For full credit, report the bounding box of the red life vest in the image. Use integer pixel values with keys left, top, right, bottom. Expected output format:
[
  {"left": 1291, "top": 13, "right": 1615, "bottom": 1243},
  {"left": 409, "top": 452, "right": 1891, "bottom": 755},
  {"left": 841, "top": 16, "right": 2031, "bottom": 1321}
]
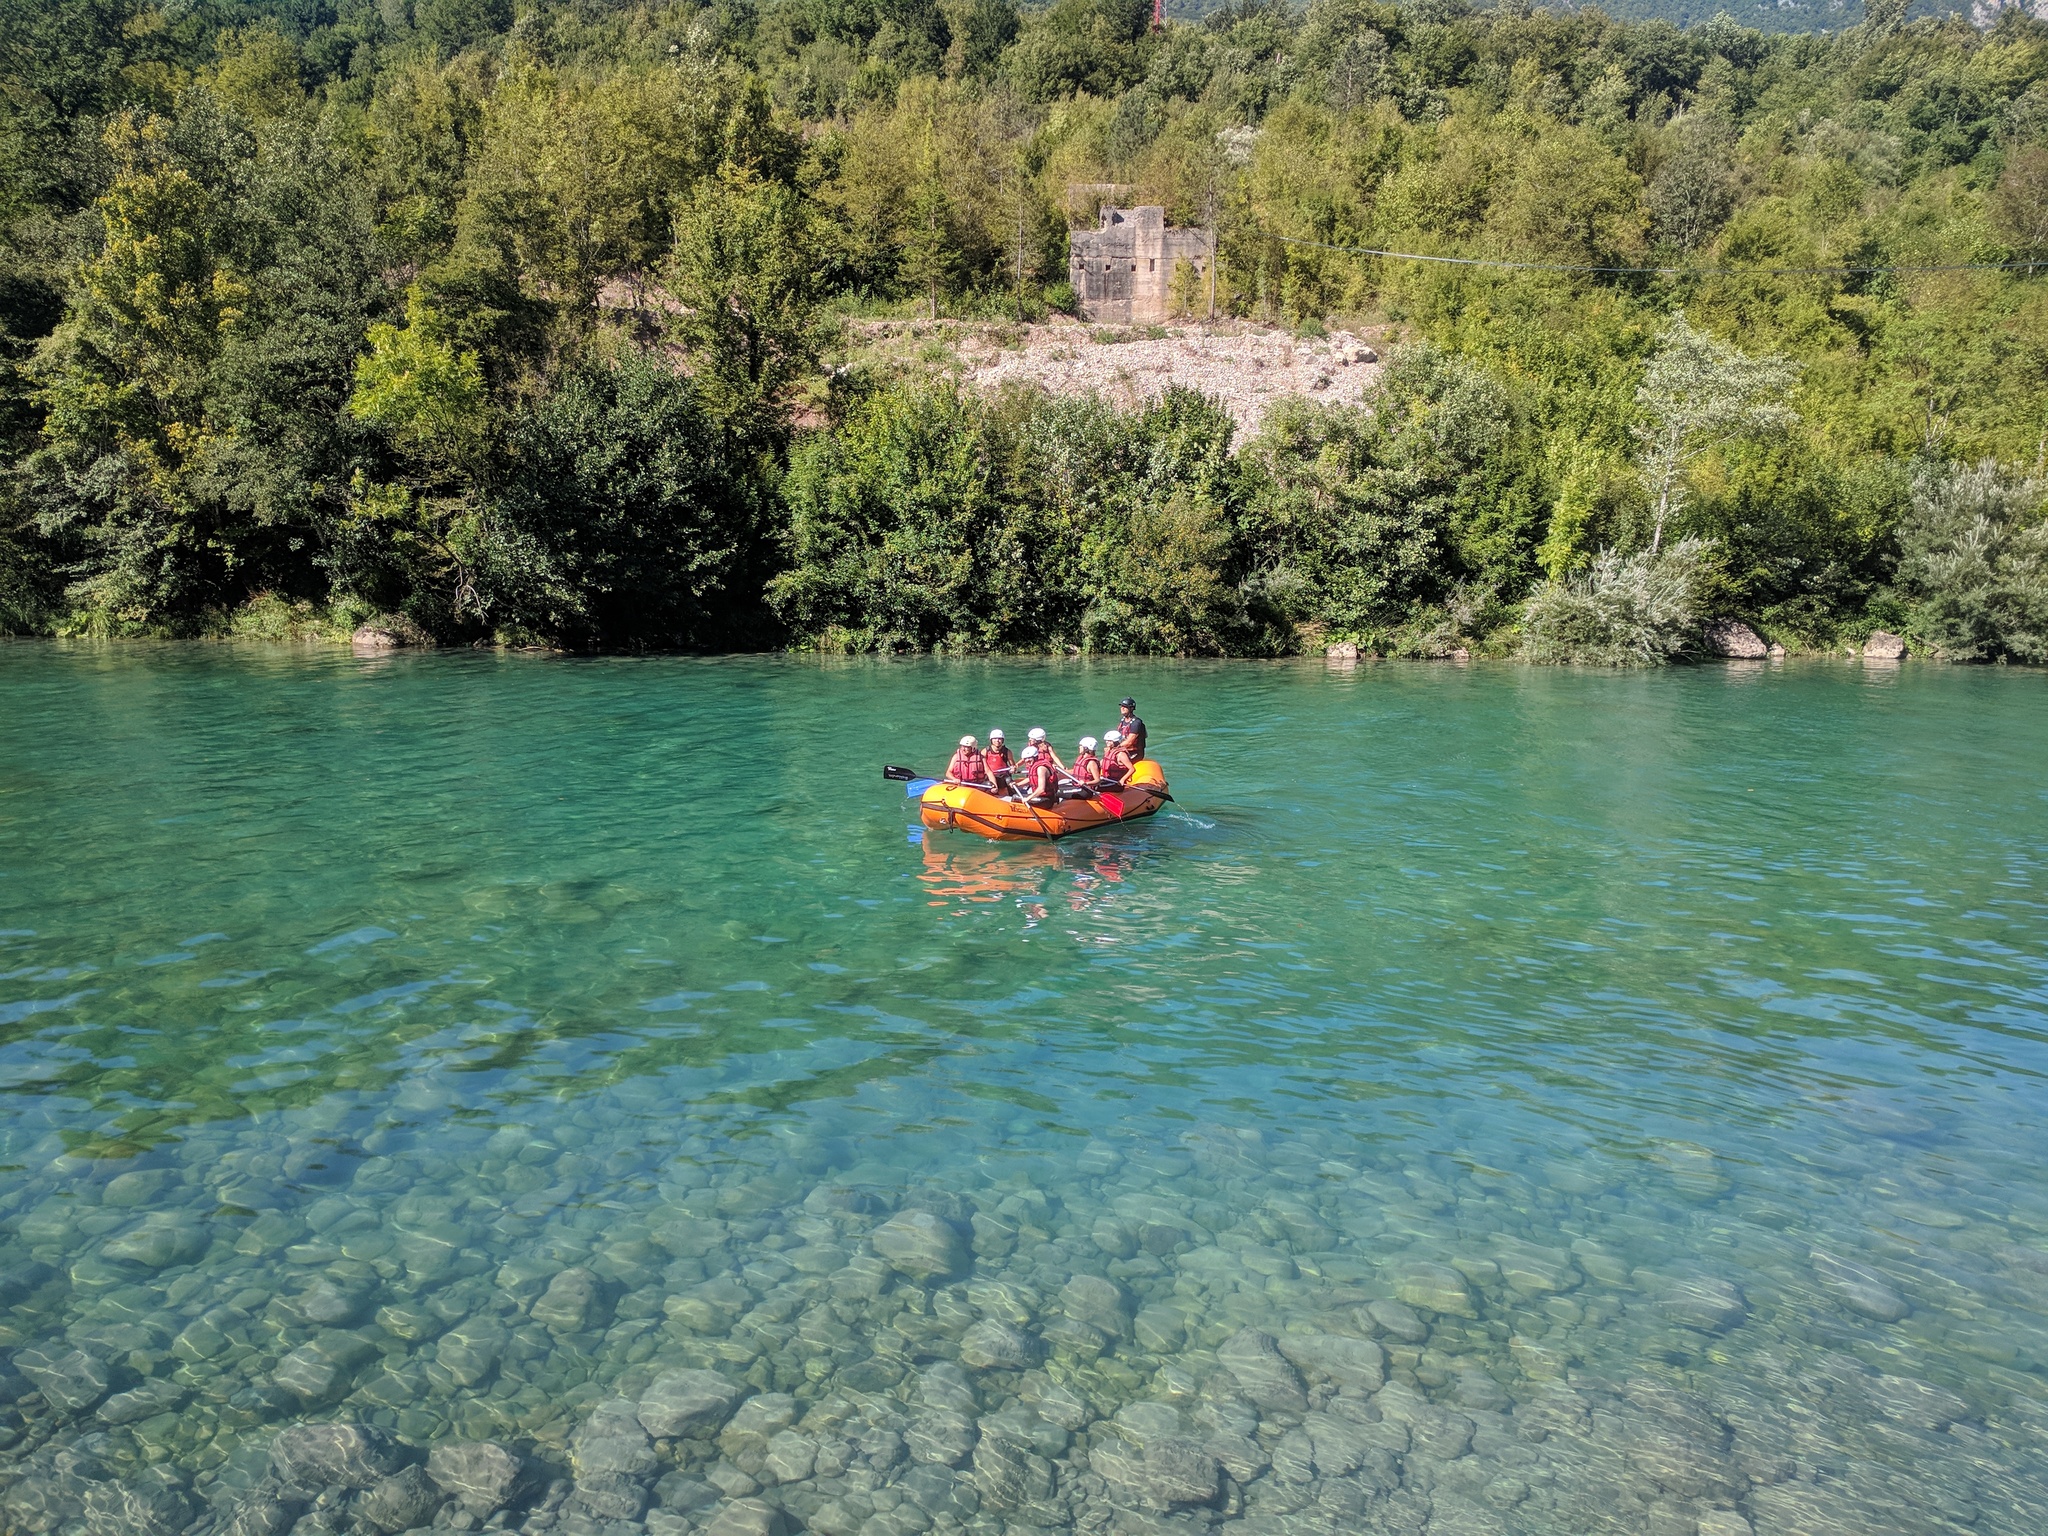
[
  {"left": 947, "top": 747, "right": 985, "bottom": 783},
  {"left": 1074, "top": 751, "right": 1101, "bottom": 782},
  {"left": 1103, "top": 745, "right": 1133, "bottom": 782},
  {"left": 1028, "top": 757, "right": 1057, "bottom": 798},
  {"left": 984, "top": 743, "right": 1013, "bottom": 774}
]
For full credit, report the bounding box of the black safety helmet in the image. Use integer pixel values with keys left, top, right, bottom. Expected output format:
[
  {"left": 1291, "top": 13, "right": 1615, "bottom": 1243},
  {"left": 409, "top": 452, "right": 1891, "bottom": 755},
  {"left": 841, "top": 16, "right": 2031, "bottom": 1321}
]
[{"left": 1120, "top": 697, "right": 1136, "bottom": 710}]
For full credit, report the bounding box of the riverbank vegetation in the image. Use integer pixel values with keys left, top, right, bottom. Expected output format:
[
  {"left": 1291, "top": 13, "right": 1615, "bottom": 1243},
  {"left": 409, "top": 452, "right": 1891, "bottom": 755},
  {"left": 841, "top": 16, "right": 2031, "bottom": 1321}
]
[{"left": 0, "top": 0, "right": 2044, "bottom": 659}]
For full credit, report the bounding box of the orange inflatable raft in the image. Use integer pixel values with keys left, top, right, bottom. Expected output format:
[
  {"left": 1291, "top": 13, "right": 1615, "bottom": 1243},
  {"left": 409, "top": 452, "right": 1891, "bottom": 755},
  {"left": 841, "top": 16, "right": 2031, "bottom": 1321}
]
[{"left": 919, "top": 760, "right": 1170, "bottom": 841}]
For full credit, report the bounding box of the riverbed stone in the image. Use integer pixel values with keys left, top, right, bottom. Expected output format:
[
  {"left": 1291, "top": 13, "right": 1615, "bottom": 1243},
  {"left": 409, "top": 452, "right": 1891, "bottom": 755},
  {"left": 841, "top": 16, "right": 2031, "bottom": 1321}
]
[
  {"left": 270, "top": 1422, "right": 407, "bottom": 1490},
  {"left": 1217, "top": 1328, "right": 1307, "bottom": 1413},
  {"left": 531, "top": 1267, "right": 604, "bottom": 1332},
  {"left": 16, "top": 1347, "right": 113, "bottom": 1413},
  {"left": 1092, "top": 1435, "right": 1221, "bottom": 1511},
  {"left": 96, "top": 1377, "right": 187, "bottom": 1425},
  {"left": 907, "top": 1408, "right": 977, "bottom": 1466},
  {"left": 1364, "top": 1298, "right": 1429, "bottom": 1342},
  {"left": 871, "top": 1211, "right": 966, "bottom": 1279},
  {"left": 80, "top": 1467, "right": 193, "bottom": 1536},
  {"left": 571, "top": 1398, "right": 659, "bottom": 1478},
  {"left": 221, "top": 1490, "right": 303, "bottom": 1536},
  {"left": 1393, "top": 1261, "right": 1476, "bottom": 1318},
  {"left": 100, "top": 1170, "right": 170, "bottom": 1208},
  {"left": 570, "top": 1472, "right": 649, "bottom": 1522},
  {"left": 762, "top": 1430, "right": 817, "bottom": 1483},
  {"left": 957, "top": 1319, "right": 1035, "bottom": 1370},
  {"left": 1133, "top": 1306, "right": 1187, "bottom": 1353},
  {"left": 357, "top": 1466, "right": 446, "bottom": 1533},
  {"left": 426, "top": 1441, "right": 526, "bottom": 1511},
  {"left": 1276, "top": 1331, "right": 1385, "bottom": 1392},
  {"left": 1863, "top": 1374, "right": 1970, "bottom": 1430},
  {"left": 1060, "top": 1274, "right": 1129, "bottom": 1335},
  {"left": 638, "top": 1369, "right": 744, "bottom": 1438},
  {"left": 1811, "top": 1251, "right": 1909, "bottom": 1321},
  {"left": 701, "top": 1498, "right": 784, "bottom": 1536},
  {"left": 101, "top": 1216, "right": 208, "bottom": 1271},
  {"left": 1658, "top": 1276, "right": 1748, "bottom": 1332},
  {"left": 1864, "top": 631, "right": 1907, "bottom": 659}
]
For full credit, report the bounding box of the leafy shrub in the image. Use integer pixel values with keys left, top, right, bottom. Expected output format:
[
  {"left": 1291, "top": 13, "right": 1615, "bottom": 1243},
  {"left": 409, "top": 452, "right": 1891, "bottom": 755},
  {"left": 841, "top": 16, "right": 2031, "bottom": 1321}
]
[
  {"left": 1895, "top": 461, "right": 2048, "bottom": 662},
  {"left": 484, "top": 353, "right": 773, "bottom": 649},
  {"left": 1519, "top": 539, "right": 1711, "bottom": 666},
  {"left": 769, "top": 381, "right": 1008, "bottom": 651}
]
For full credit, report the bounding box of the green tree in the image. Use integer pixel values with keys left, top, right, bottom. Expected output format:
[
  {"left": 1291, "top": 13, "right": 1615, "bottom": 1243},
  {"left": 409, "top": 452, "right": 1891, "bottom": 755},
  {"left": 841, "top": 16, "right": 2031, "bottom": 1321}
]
[
  {"left": 486, "top": 352, "right": 773, "bottom": 648},
  {"left": 1634, "top": 311, "right": 1799, "bottom": 554},
  {"left": 1895, "top": 459, "right": 2048, "bottom": 661},
  {"left": 669, "top": 166, "right": 822, "bottom": 447},
  {"left": 346, "top": 288, "right": 493, "bottom": 623},
  {"left": 769, "top": 381, "right": 1007, "bottom": 650},
  {"left": 26, "top": 111, "right": 248, "bottom": 628}
]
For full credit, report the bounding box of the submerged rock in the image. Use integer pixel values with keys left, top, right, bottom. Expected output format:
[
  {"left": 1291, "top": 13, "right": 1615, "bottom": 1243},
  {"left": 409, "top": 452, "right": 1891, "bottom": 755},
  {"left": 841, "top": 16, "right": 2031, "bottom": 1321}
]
[
  {"left": 1092, "top": 1435, "right": 1222, "bottom": 1510},
  {"left": 1276, "top": 1332, "right": 1385, "bottom": 1392},
  {"left": 356, "top": 1466, "right": 445, "bottom": 1533},
  {"left": 1218, "top": 1328, "right": 1307, "bottom": 1414},
  {"left": 958, "top": 1318, "right": 1037, "bottom": 1370},
  {"left": 638, "top": 1368, "right": 744, "bottom": 1438},
  {"left": 1658, "top": 1276, "right": 1748, "bottom": 1332},
  {"left": 426, "top": 1441, "right": 526, "bottom": 1511},
  {"left": 569, "top": 1472, "right": 648, "bottom": 1521},
  {"left": 1811, "top": 1251, "right": 1909, "bottom": 1321},
  {"left": 530, "top": 1267, "right": 604, "bottom": 1332},
  {"left": 871, "top": 1210, "right": 967, "bottom": 1279},
  {"left": 80, "top": 1468, "right": 192, "bottom": 1536},
  {"left": 270, "top": 1422, "right": 407, "bottom": 1491},
  {"left": 15, "top": 1348, "right": 113, "bottom": 1414},
  {"left": 570, "top": 1398, "right": 658, "bottom": 1478},
  {"left": 1392, "top": 1261, "right": 1477, "bottom": 1318}
]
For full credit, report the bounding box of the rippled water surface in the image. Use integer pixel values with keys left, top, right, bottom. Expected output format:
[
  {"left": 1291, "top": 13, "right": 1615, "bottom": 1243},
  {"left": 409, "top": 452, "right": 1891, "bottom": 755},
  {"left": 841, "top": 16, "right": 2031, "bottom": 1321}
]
[{"left": 4, "top": 645, "right": 2048, "bottom": 1536}]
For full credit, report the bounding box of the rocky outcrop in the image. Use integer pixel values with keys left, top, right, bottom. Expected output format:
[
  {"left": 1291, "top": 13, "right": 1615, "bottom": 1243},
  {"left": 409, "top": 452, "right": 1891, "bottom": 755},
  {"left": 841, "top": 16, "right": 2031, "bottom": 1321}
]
[
  {"left": 350, "top": 614, "right": 432, "bottom": 651},
  {"left": 1704, "top": 619, "right": 1768, "bottom": 658},
  {"left": 1863, "top": 630, "right": 1908, "bottom": 659}
]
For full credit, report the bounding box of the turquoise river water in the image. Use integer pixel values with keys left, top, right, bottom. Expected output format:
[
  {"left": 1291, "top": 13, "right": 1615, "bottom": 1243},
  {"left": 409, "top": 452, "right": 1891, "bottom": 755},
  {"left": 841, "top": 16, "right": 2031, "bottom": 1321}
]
[{"left": 2, "top": 644, "right": 2046, "bottom": 1536}]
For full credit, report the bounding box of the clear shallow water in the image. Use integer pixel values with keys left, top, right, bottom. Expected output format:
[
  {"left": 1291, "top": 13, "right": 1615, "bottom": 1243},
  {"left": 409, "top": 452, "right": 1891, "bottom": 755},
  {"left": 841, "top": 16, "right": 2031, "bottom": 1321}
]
[{"left": 3, "top": 645, "right": 2047, "bottom": 1536}]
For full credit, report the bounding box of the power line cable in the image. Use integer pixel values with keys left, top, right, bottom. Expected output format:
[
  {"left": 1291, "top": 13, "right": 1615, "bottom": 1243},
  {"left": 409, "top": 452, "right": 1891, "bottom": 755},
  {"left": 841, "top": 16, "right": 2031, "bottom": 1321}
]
[{"left": 1264, "top": 232, "right": 2045, "bottom": 277}]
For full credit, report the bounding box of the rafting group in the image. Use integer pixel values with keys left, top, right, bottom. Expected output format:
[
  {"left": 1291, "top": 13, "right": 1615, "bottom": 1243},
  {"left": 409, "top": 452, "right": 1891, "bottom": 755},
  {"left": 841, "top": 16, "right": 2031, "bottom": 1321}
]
[
  {"left": 945, "top": 697, "right": 1149, "bottom": 805},
  {"left": 910, "top": 697, "right": 1173, "bottom": 841}
]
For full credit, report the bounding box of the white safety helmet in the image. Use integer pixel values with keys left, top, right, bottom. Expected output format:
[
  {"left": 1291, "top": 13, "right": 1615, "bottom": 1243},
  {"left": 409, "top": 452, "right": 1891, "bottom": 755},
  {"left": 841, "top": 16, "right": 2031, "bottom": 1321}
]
[
  {"left": 959, "top": 735, "right": 976, "bottom": 747},
  {"left": 1104, "top": 730, "right": 1121, "bottom": 744},
  {"left": 1080, "top": 736, "right": 1098, "bottom": 750},
  {"left": 1021, "top": 745, "right": 1039, "bottom": 760},
  {"left": 988, "top": 728, "right": 1004, "bottom": 740},
  {"left": 1027, "top": 727, "right": 1047, "bottom": 742}
]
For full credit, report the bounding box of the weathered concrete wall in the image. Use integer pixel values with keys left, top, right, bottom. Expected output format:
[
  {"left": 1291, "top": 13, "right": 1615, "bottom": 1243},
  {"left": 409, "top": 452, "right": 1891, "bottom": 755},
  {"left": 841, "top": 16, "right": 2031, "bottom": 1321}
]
[{"left": 1069, "top": 206, "right": 1212, "bottom": 325}]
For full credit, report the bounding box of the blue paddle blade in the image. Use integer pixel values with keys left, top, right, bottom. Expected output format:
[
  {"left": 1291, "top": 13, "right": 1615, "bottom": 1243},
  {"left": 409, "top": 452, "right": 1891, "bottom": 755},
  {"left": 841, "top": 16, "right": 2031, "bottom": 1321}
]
[{"left": 906, "top": 778, "right": 938, "bottom": 797}]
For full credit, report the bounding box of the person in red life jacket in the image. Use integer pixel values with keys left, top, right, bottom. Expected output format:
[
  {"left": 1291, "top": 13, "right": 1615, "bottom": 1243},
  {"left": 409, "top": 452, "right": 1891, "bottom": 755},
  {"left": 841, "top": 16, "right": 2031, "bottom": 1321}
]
[
  {"left": 1100, "top": 731, "right": 1134, "bottom": 784},
  {"left": 945, "top": 735, "right": 989, "bottom": 786},
  {"left": 1025, "top": 727, "right": 1067, "bottom": 778},
  {"left": 1017, "top": 745, "right": 1059, "bottom": 806},
  {"left": 1072, "top": 736, "right": 1102, "bottom": 784},
  {"left": 982, "top": 728, "right": 1014, "bottom": 791}
]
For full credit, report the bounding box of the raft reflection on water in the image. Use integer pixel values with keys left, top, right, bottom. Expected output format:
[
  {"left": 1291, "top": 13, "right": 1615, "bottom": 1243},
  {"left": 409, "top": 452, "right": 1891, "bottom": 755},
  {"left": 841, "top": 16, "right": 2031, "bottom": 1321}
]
[{"left": 919, "top": 836, "right": 1143, "bottom": 918}]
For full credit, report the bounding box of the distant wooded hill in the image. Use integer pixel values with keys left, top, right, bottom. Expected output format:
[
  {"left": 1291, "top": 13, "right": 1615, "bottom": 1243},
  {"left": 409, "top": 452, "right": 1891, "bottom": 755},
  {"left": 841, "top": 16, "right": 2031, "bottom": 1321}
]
[{"left": 0, "top": 0, "right": 2043, "bottom": 659}]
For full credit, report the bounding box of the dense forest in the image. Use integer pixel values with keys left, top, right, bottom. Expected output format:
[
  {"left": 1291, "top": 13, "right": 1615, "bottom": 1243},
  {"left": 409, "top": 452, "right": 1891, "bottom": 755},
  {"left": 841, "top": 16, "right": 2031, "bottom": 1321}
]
[{"left": 0, "top": 0, "right": 2044, "bottom": 659}]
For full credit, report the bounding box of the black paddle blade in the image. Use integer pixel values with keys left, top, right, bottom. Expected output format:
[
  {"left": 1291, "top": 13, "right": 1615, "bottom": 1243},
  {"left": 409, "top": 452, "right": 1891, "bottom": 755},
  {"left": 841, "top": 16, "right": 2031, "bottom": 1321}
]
[{"left": 882, "top": 764, "right": 923, "bottom": 781}]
